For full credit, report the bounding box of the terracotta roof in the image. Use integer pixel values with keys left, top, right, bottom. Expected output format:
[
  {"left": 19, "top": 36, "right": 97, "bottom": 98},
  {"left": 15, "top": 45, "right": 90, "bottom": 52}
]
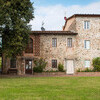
[
  {"left": 31, "top": 31, "right": 78, "bottom": 35},
  {"left": 63, "top": 14, "right": 100, "bottom": 30},
  {"left": 67, "top": 14, "right": 100, "bottom": 20}
]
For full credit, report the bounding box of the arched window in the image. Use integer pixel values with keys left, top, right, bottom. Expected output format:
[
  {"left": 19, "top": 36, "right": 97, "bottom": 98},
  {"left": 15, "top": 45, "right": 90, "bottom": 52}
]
[{"left": 25, "top": 38, "right": 33, "bottom": 53}]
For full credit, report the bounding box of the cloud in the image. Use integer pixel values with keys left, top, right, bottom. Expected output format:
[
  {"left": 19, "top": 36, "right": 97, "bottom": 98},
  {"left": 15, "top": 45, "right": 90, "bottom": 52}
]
[{"left": 30, "top": 1, "right": 100, "bottom": 31}]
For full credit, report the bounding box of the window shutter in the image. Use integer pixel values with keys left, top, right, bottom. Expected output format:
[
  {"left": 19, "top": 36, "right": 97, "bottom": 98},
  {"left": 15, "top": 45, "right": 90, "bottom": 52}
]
[
  {"left": 85, "top": 40, "right": 90, "bottom": 49},
  {"left": 85, "top": 60, "right": 90, "bottom": 67},
  {"left": 86, "top": 41, "right": 90, "bottom": 49}
]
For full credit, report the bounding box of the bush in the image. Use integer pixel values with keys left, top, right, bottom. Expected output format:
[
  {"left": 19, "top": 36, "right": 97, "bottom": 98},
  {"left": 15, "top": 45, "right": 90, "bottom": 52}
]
[
  {"left": 44, "top": 70, "right": 59, "bottom": 72},
  {"left": 33, "top": 67, "right": 43, "bottom": 73},
  {"left": 82, "top": 68, "right": 93, "bottom": 72},
  {"left": 77, "top": 68, "right": 81, "bottom": 72},
  {"left": 33, "top": 58, "right": 47, "bottom": 73},
  {"left": 93, "top": 57, "right": 100, "bottom": 72},
  {"left": 58, "top": 63, "right": 64, "bottom": 72},
  {"left": 77, "top": 68, "right": 93, "bottom": 72}
]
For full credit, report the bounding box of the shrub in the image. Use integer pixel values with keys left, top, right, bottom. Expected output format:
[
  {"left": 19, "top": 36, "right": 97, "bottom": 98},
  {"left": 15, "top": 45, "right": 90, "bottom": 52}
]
[
  {"left": 93, "top": 57, "right": 100, "bottom": 72},
  {"left": 82, "top": 68, "right": 93, "bottom": 72},
  {"left": 33, "top": 58, "right": 47, "bottom": 73},
  {"left": 58, "top": 63, "right": 64, "bottom": 72},
  {"left": 44, "top": 70, "right": 59, "bottom": 72},
  {"left": 77, "top": 68, "right": 81, "bottom": 72},
  {"left": 77, "top": 68, "right": 93, "bottom": 72},
  {"left": 33, "top": 67, "right": 43, "bottom": 73}
]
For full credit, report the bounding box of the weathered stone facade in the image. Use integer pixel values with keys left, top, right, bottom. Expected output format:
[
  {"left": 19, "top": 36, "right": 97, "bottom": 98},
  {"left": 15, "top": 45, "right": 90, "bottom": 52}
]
[
  {"left": 2, "top": 14, "right": 100, "bottom": 75},
  {"left": 40, "top": 35, "right": 77, "bottom": 71},
  {"left": 64, "top": 15, "right": 100, "bottom": 71}
]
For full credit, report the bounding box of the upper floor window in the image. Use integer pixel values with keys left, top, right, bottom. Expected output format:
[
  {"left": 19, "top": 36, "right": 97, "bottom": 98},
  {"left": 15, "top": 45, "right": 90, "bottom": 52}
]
[
  {"left": 25, "top": 38, "right": 33, "bottom": 53},
  {"left": 52, "top": 38, "right": 57, "bottom": 47},
  {"left": 84, "top": 21, "right": 90, "bottom": 29},
  {"left": 85, "top": 60, "right": 90, "bottom": 68},
  {"left": 67, "top": 38, "right": 72, "bottom": 47},
  {"left": 84, "top": 40, "right": 90, "bottom": 49},
  {"left": 52, "top": 60, "right": 57, "bottom": 68}
]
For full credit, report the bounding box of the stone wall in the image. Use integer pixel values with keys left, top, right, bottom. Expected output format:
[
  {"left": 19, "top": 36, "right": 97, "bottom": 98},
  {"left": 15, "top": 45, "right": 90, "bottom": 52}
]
[
  {"left": 64, "top": 17, "right": 76, "bottom": 32},
  {"left": 75, "top": 17, "right": 100, "bottom": 70},
  {"left": 3, "top": 16, "right": 100, "bottom": 74},
  {"left": 2, "top": 34, "right": 40, "bottom": 75},
  {"left": 40, "top": 34, "right": 77, "bottom": 71},
  {"left": 64, "top": 16, "right": 100, "bottom": 70}
]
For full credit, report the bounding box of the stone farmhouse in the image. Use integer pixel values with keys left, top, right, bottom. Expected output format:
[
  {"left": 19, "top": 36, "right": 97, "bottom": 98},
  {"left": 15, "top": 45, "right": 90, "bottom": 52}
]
[{"left": 2, "top": 14, "right": 100, "bottom": 75}]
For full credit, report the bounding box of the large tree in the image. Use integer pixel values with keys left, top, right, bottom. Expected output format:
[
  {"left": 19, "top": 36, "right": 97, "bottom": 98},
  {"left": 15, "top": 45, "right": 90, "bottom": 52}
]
[{"left": 0, "top": 0, "right": 34, "bottom": 57}]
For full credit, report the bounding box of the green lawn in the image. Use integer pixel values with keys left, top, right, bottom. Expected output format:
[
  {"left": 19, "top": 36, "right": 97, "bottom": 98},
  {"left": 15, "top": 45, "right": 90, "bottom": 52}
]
[{"left": 0, "top": 77, "right": 100, "bottom": 100}]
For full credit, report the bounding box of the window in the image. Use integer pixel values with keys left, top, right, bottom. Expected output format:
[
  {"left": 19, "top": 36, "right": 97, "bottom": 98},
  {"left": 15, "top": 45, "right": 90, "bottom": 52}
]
[
  {"left": 85, "top": 40, "right": 90, "bottom": 49},
  {"left": 52, "top": 60, "right": 57, "bottom": 68},
  {"left": 85, "top": 60, "right": 90, "bottom": 68},
  {"left": 84, "top": 21, "right": 90, "bottom": 29},
  {"left": 10, "top": 58, "right": 16, "bottom": 68},
  {"left": 25, "top": 38, "right": 33, "bottom": 53},
  {"left": 52, "top": 38, "right": 57, "bottom": 47},
  {"left": 67, "top": 38, "right": 72, "bottom": 47}
]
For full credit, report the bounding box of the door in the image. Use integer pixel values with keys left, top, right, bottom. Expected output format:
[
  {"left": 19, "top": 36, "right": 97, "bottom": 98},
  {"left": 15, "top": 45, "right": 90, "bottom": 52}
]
[
  {"left": 66, "top": 60, "right": 74, "bottom": 74},
  {"left": 25, "top": 60, "right": 32, "bottom": 74}
]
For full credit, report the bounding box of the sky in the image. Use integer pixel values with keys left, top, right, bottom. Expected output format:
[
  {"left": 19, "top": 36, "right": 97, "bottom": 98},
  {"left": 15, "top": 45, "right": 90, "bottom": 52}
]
[{"left": 30, "top": 0, "right": 100, "bottom": 30}]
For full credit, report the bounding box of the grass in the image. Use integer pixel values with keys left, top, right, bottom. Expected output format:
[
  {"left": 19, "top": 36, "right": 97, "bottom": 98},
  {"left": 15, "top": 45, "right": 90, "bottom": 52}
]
[{"left": 0, "top": 77, "right": 100, "bottom": 100}]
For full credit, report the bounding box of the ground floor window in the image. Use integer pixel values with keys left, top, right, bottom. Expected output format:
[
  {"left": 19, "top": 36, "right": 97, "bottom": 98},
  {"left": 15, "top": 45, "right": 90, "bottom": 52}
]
[
  {"left": 85, "top": 60, "right": 90, "bottom": 68},
  {"left": 10, "top": 58, "right": 16, "bottom": 68},
  {"left": 52, "top": 60, "right": 57, "bottom": 68}
]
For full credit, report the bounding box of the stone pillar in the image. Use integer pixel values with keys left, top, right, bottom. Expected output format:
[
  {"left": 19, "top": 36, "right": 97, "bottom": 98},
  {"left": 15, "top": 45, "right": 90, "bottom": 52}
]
[{"left": 21, "top": 58, "right": 25, "bottom": 75}]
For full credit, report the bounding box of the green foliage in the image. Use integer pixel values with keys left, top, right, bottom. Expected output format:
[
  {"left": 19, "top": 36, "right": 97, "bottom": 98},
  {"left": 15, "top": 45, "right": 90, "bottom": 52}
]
[
  {"left": 0, "top": 0, "right": 34, "bottom": 57},
  {"left": 77, "top": 68, "right": 81, "bottom": 72},
  {"left": 82, "top": 68, "right": 93, "bottom": 72},
  {"left": 77, "top": 68, "right": 93, "bottom": 72},
  {"left": 44, "top": 70, "right": 59, "bottom": 72},
  {"left": 93, "top": 57, "right": 100, "bottom": 71},
  {"left": 33, "top": 58, "right": 47, "bottom": 73},
  {"left": 58, "top": 63, "right": 64, "bottom": 72},
  {"left": 33, "top": 67, "right": 43, "bottom": 73}
]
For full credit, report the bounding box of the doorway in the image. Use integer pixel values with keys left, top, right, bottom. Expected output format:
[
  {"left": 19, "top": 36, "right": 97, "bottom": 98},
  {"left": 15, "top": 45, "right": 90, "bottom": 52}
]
[
  {"left": 66, "top": 60, "right": 74, "bottom": 74},
  {"left": 25, "top": 59, "right": 32, "bottom": 74}
]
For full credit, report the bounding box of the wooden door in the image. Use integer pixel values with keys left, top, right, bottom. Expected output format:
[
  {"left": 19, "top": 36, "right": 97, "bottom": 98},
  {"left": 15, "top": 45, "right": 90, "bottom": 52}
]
[
  {"left": 25, "top": 60, "right": 32, "bottom": 74},
  {"left": 66, "top": 60, "right": 74, "bottom": 74}
]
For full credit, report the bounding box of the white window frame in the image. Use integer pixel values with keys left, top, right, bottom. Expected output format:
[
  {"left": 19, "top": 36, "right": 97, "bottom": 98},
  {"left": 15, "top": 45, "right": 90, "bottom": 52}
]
[
  {"left": 84, "top": 21, "right": 90, "bottom": 30},
  {"left": 85, "top": 60, "right": 90, "bottom": 68},
  {"left": 84, "top": 40, "right": 90, "bottom": 49}
]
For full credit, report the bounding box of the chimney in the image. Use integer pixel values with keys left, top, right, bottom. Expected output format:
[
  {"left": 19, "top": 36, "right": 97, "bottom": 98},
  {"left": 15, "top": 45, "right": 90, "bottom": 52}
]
[
  {"left": 64, "top": 16, "right": 67, "bottom": 22},
  {"left": 41, "top": 27, "right": 45, "bottom": 31}
]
